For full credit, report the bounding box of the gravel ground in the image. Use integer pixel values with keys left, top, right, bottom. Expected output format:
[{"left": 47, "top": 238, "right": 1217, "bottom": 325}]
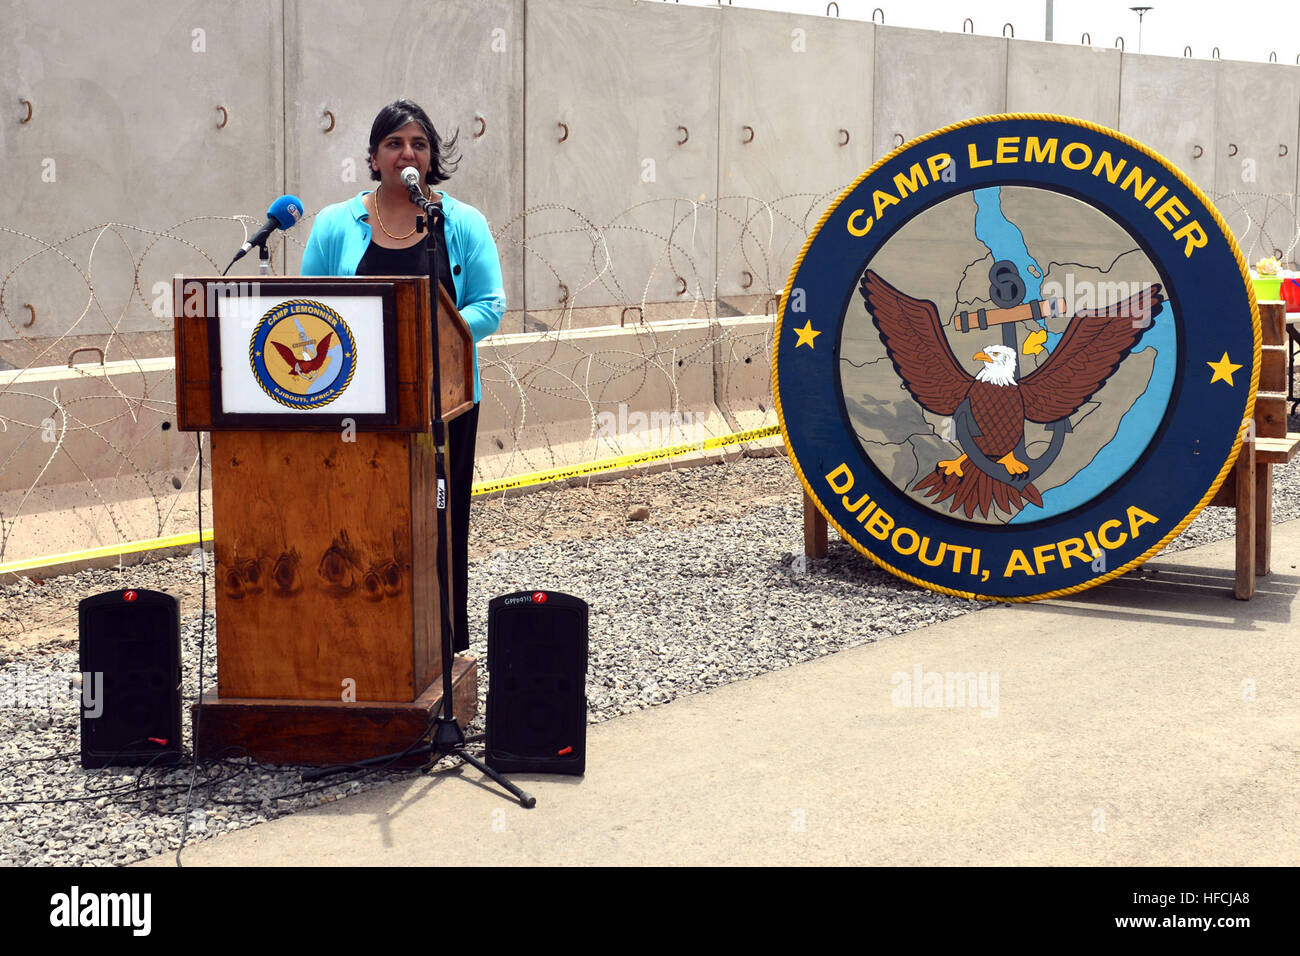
[
  {"left": 0, "top": 452, "right": 800, "bottom": 655},
  {"left": 3, "top": 434, "right": 1300, "bottom": 867}
]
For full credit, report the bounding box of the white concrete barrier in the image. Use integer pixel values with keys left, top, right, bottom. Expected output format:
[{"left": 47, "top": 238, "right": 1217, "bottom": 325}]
[{"left": 0, "top": 315, "right": 779, "bottom": 567}]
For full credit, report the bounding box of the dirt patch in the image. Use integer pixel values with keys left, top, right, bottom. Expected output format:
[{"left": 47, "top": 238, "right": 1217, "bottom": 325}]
[
  {"left": 1, "top": 453, "right": 804, "bottom": 654},
  {"left": 468, "top": 452, "right": 800, "bottom": 559}
]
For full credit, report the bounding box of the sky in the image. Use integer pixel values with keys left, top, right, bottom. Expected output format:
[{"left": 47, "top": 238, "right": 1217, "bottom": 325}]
[{"left": 667, "top": 0, "right": 1299, "bottom": 65}]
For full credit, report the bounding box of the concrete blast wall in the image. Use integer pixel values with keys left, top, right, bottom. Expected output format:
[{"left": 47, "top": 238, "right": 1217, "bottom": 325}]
[
  {"left": 2, "top": 0, "right": 1298, "bottom": 564},
  {"left": 3, "top": 0, "right": 1296, "bottom": 347}
]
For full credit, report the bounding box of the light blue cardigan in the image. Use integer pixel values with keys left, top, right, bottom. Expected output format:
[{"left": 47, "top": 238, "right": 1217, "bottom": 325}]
[{"left": 300, "top": 190, "right": 506, "bottom": 403}]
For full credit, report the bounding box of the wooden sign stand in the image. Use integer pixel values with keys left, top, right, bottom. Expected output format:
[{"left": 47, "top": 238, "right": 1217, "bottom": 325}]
[
  {"left": 174, "top": 276, "right": 477, "bottom": 764},
  {"left": 802, "top": 301, "right": 1300, "bottom": 602},
  {"left": 1204, "top": 300, "right": 1300, "bottom": 599}
]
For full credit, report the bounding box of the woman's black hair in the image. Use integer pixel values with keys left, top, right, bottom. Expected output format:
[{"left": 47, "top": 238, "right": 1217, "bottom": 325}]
[{"left": 367, "top": 99, "right": 460, "bottom": 186}]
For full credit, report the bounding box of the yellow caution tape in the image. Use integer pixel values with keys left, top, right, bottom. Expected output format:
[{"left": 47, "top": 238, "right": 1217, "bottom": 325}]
[
  {"left": 471, "top": 424, "right": 781, "bottom": 496},
  {"left": 0, "top": 425, "right": 781, "bottom": 575},
  {"left": 0, "top": 528, "right": 215, "bottom": 576}
]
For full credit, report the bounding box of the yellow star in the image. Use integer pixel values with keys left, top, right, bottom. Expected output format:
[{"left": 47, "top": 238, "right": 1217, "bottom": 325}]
[
  {"left": 1207, "top": 352, "right": 1242, "bottom": 386},
  {"left": 793, "top": 320, "right": 821, "bottom": 349}
]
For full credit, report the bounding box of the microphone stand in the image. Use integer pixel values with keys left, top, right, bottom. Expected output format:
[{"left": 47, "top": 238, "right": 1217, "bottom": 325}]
[
  {"left": 220, "top": 237, "right": 273, "bottom": 277},
  {"left": 304, "top": 184, "right": 535, "bottom": 808}
]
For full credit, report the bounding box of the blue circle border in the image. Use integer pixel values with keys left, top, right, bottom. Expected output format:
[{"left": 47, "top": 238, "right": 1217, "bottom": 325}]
[{"left": 773, "top": 115, "right": 1260, "bottom": 600}]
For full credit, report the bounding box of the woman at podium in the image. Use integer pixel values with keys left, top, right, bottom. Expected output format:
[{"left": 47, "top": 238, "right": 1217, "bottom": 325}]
[{"left": 302, "top": 99, "right": 506, "bottom": 652}]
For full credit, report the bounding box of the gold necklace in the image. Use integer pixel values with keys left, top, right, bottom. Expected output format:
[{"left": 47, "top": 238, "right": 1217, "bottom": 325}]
[{"left": 373, "top": 182, "right": 429, "bottom": 241}]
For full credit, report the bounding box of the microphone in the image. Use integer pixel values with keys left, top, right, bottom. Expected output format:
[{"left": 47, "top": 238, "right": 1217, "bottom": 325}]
[
  {"left": 402, "top": 166, "right": 441, "bottom": 217},
  {"left": 240, "top": 194, "right": 303, "bottom": 254},
  {"left": 226, "top": 194, "right": 304, "bottom": 270}
]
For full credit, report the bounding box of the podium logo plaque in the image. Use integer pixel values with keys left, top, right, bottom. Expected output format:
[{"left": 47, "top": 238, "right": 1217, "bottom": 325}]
[
  {"left": 215, "top": 289, "right": 390, "bottom": 421},
  {"left": 250, "top": 298, "right": 358, "bottom": 409}
]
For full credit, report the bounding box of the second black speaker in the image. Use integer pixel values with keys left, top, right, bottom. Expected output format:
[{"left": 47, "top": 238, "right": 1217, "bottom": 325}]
[{"left": 485, "top": 590, "right": 588, "bottom": 775}]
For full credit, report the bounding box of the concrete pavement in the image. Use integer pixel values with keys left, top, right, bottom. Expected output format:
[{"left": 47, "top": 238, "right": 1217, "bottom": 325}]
[{"left": 141, "top": 521, "right": 1300, "bottom": 866}]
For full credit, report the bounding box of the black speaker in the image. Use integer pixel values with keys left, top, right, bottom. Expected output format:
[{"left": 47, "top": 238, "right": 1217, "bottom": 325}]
[
  {"left": 485, "top": 590, "right": 588, "bottom": 775},
  {"left": 78, "top": 588, "right": 183, "bottom": 769}
]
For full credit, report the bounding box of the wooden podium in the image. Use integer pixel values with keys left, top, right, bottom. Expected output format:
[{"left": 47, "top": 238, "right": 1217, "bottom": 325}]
[{"left": 174, "top": 275, "right": 477, "bottom": 765}]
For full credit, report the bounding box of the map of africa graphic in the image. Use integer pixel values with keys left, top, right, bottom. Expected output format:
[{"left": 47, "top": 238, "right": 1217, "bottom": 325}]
[{"left": 838, "top": 185, "right": 1176, "bottom": 526}]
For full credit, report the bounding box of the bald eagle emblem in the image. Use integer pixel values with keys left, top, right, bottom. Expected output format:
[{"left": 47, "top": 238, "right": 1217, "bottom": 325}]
[
  {"left": 859, "top": 269, "right": 1165, "bottom": 520},
  {"left": 271, "top": 332, "right": 334, "bottom": 380}
]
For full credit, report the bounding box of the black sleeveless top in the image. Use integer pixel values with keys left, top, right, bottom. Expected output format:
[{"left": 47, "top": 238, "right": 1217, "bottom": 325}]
[{"left": 356, "top": 214, "right": 455, "bottom": 301}]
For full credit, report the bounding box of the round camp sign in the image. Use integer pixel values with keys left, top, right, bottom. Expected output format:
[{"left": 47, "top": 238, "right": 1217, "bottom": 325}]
[{"left": 774, "top": 114, "right": 1260, "bottom": 600}]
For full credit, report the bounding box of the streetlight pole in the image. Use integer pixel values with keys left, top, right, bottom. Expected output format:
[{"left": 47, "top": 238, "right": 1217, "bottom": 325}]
[{"left": 1130, "top": 6, "right": 1153, "bottom": 54}]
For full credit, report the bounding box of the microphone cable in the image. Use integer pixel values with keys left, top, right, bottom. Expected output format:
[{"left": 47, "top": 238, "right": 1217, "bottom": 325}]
[{"left": 175, "top": 430, "right": 209, "bottom": 867}]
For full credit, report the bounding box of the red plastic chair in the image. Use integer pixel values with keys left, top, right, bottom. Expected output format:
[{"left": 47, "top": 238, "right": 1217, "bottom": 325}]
[{"left": 1282, "top": 277, "right": 1300, "bottom": 313}]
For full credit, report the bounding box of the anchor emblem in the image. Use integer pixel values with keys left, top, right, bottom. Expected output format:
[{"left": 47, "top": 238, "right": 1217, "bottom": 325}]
[{"left": 950, "top": 260, "right": 1072, "bottom": 486}]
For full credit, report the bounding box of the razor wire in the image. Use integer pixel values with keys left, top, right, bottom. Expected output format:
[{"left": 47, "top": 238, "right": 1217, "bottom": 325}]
[
  {"left": 0, "top": 191, "right": 856, "bottom": 566},
  {"left": 0, "top": 188, "right": 1294, "bottom": 566}
]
